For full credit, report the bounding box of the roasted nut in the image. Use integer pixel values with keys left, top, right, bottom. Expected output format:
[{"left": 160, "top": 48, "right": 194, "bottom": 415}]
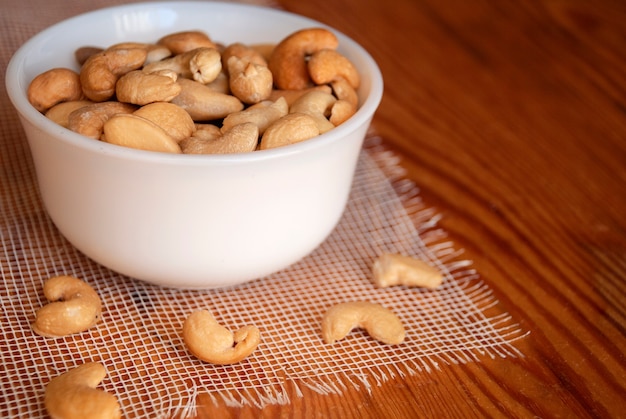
[
  {"left": 67, "top": 101, "right": 137, "bottom": 139},
  {"left": 268, "top": 27, "right": 339, "bottom": 90},
  {"left": 289, "top": 90, "right": 337, "bottom": 133},
  {"left": 45, "top": 100, "right": 94, "bottom": 128},
  {"left": 330, "top": 78, "right": 359, "bottom": 110},
  {"left": 133, "top": 101, "right": 195, "bottom": 142},
  {"left": 227, "top": 56, "right": 273, "bottom": 104},
  {"left": 80, "top": 47, "right": 147, "bottom": 101},
  {"left": 308, "top": 48, "right": 360, "bottom": 89},
  {"left": 143, "top": 47, "right": 222, "bottom": 84},
  {"left": 27, "top": 68, "right": 83, "bottom": 113},
  {"left": 181, "top": 122, "right": 258, "bottom": 154},
  {"left": 32, "top": 28, "right": 362, "bottom": 152},
  {"left": 75, "top": 46, "right": 104, "bottom": 66},
  {"left": 45, "top": 362, "right": 121, "bottom": 419},
  {"left": 259, "top": 112, "right": 320, "bottom": 150},
  {"left": 321, "top": 301, "right": 405, "bottom": 345},
  {"left": 372, "top": 253, "right": 444, "bottom": 289},
  {"left": 157, "top": 30, "right": 217, "bottom": 55},
  {"left": 221, "top": 97, "right": 288, "bottom": 134},
  {"left": 102, "top": 113, "right": 181, "bottom": 153},
  {"left": 221, "top": 42, "right": 268, "bottom": 72},
  {"left": 330, "top": 100, "right": 356, "bottom": 126},
  {"left": 183, "top": 309, "right": 261, "bottom": 364},
  {"left": 170, "top": 78, "right": 243, "bottom": 121},
  {"left": 267, "top": 85, "right": 333, "bottom": 106},
  {"left": 115, "top": 69, "right": 181, "bottom": 105},
  {"left": 32, "top": 276, "right": 102, "bottom": 338},
  {"left": 108, "top": 42, "right": 172, "bottom": 64}
]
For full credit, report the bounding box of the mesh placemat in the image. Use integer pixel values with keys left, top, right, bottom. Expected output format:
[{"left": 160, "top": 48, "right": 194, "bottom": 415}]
[{"left": 1, "top": 1, "right": 528, "bottom": 418}]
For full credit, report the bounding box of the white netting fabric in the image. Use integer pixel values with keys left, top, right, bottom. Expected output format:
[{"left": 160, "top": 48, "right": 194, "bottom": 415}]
[{"left": 1, "top": 1, "right": 527, "bottom": 418}]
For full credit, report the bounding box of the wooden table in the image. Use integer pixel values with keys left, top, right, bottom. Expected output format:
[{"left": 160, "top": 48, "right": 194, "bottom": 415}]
[
  {"left": 2, "top": 0, "right": 624, "bottom": 417},
  {"left": 196, "top": 0, "right": 626, "bottom": 417}
]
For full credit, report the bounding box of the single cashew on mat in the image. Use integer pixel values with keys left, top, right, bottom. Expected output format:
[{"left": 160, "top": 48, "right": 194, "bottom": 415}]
[
  {"left": 321, "top": 301, "right": 406, "bottom": 345},
  {"left": 372, "top": 253, "right": 444, "bottom": 289},
  {"left": 183, "top": 309, "right": 261, "bottom": 365},
  {"left": 45, "top": 362, "right": 121, "bottom": 419},
  {"left": 28, "top": 28, "right": 362, "bottom": 153},
  {"left": 32, "top": 275, "right": 102, "bottom": 338}
]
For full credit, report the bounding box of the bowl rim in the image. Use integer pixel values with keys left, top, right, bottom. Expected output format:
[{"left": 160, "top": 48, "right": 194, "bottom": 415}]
[{"left": 5, "top": 1, "right": 383, "bottom": 165}]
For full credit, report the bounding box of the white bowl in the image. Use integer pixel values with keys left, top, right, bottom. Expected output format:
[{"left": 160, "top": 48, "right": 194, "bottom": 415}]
[{"left": 5, "top": 1, "right": 383, "bottom": 289}]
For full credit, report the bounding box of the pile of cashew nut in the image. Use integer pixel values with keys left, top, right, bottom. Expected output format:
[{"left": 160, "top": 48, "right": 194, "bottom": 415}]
[
  {"left": 27, "top": 28, "right": 362, "bottom": 153},
  {"left": 33, "top": 251, "right": 441, "bottom": 418}
]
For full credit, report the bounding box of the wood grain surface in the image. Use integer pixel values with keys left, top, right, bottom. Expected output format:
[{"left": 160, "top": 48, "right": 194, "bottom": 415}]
[{"left": 196, "top": 0, "right": 626, "bottom": 417}]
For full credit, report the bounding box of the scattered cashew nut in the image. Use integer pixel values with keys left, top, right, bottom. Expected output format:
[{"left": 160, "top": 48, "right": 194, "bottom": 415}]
[
  {"left": 32, "top": 275, "right": 102, "bottom": 338},
  {"left": 44, "top": 362, "right": 121, "bottom": 419},
  {"left": 321, "top": 301, "right": 405, "bottom": 345},
  {"left": 372, "top": 253, "right": 444, "bottom": 289},
  {"left": 182, "top": 309, "right": 261, "bottom": 364}
]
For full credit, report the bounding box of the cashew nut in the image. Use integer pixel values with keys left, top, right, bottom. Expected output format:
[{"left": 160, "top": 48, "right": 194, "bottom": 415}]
[
  {"left": 157, "top": 30, "right": 217, "bottom": 55},
  {"left": 32, "top": 275, "right": 102, "bottom": 338},
  {"left": 372, "top": 253, "right": 444, "bottom": 289},
  {"left": 75, "top": 46, "right": 104, "bottom": 66},
  {"left": 67, "top": 101, "right": 137, "bottom": 139},
  {"left": 330, "top": 99, "right": 356, "bottom": 126},
  {"left": 289, "top": 90, "right": 337, "bottom": 133},
  {"left": 204, "top": 70, "right": 231, "bottom": 94},
  {"left": 321, "top": 301, "right": 405, "bottom": 345},
  {"left": 102, "top": 113, "right": 181, "bottom": 153},
  {"left": 44, "top": 362, "right": 121, "bottom": 419},
  {"left": 170, "top": 78, "right": 243, "bottom": 121},
  {"left": 259, "top": 112, "right": 320, "bottom": 150},
  {"left": 27, "top": 68, "right": 84, "bottom": 113},
  {"left": 268, "top": 27, "right": 339, "bottom": 90},
  {"left": 227, "top": 55, "right": 273, "bottom": 104},
  {"left": 221, "top": 97, "right": 288, "bottom": 134},
  {"left": 115, "top": 69, "right": 181, "bottom": 105},
  {"left": 181, "top": 122, "right": 258, "bottom": 154},
  {"left": 267, "top": 85, "right": 333, "bottom": 106},
  {"left": 133, "top": 101, "right": 196, "bottom": 143},
  {"left": 182, "top": 309, "right": 261, "bottom": 364},
  {"left": 45, "top": 100, "right": 94, "bottom": 128},
  {"left": 221, "top": 42, "right": 268, "bottom": 71},
  {"left": 107, "top": 41, "right": 172, "bottom": 64},
  {"left": 80, "top": 47, "right": 147, "bottom": 102},
  {"left": 330, "top": 78, "right": 359, "bottom": 110},
  {"left": 308, "top": 48, "right": 360, "bottom": 89},
  {"left": 143, "top": 47, "right": 222, "bottom": 84}
]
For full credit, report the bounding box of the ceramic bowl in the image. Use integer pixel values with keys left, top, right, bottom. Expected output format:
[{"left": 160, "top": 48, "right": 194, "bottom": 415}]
[{"left": 5, "top": 1, "right": 383, "bottom": 288}]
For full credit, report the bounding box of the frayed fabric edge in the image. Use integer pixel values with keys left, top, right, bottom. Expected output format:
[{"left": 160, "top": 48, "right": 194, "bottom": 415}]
[{"left": 164, "top": 130, "right": 529, "bottom": 416}]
